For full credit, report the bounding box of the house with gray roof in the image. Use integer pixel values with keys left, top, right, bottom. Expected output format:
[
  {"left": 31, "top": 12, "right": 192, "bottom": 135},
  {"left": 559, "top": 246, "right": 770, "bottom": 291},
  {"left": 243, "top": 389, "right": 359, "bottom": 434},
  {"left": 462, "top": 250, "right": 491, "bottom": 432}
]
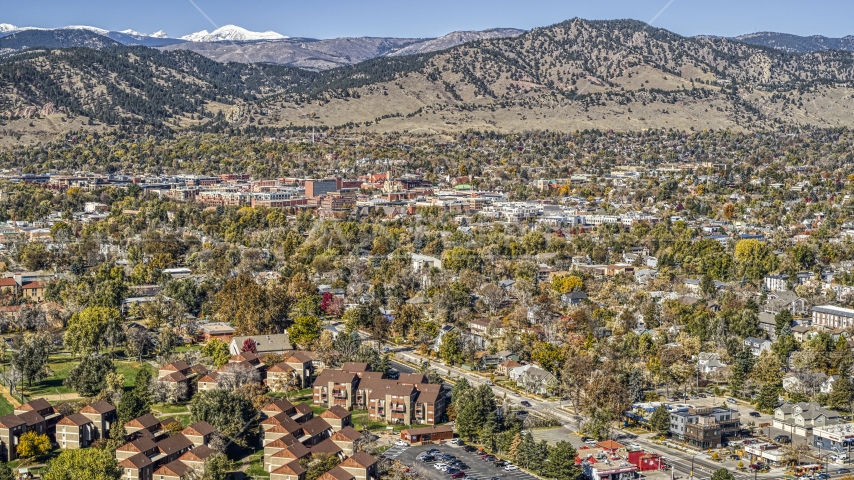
[
  {"left": 229, "top": 333, "right": 292, "bottom": 356},
  {"left": 773, "top": 402, "right": 841, "bottom": 438}
]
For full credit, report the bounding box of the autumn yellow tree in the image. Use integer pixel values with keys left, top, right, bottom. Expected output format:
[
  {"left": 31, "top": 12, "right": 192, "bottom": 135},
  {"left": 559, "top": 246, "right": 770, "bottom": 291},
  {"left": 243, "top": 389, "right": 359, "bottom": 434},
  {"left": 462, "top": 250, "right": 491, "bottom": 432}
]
[
  {"left": 17, "top": 431, "right": 51, "bottom": 458},
  {"left": 550, "top": 275, "right": 583, "bottom": 294}
]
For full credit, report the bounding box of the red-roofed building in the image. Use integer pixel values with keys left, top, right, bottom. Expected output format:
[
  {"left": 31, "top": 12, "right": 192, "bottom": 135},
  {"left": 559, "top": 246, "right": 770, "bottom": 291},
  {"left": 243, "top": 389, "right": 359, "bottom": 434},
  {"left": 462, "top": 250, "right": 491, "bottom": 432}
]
[
  {"left": 628, "top": 450, "right": 665, "bottom": 471},
  {"left": 0, "top": 278, "right": 19, "bottom": 296}
]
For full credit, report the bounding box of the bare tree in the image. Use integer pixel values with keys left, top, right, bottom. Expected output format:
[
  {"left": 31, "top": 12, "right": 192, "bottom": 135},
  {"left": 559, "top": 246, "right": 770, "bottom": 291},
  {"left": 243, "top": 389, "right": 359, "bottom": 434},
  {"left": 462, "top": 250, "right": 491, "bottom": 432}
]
[
  {"left": 479, "top": 284, "right": 507, "bottom": 315},
  {"left": 217, "top": 362, "right": 260, "bottom": 391},
  {"left": 16, "top": 305, "right": 47, "bottom": 332}
]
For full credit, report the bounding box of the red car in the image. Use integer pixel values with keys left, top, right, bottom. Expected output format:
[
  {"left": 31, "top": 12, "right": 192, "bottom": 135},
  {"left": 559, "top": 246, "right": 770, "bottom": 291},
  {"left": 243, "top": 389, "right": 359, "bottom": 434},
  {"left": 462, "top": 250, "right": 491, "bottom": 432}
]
[{"left": 451, "top": 473, "right": 466, "bottom": 479}]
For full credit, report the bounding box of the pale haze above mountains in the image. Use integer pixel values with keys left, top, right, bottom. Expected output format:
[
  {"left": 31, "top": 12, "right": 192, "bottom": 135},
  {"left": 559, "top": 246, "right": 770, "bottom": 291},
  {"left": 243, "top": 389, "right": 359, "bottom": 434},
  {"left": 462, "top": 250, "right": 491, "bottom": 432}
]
[{"left": 1, "top": 20, "right": 854, "bottom": 71}]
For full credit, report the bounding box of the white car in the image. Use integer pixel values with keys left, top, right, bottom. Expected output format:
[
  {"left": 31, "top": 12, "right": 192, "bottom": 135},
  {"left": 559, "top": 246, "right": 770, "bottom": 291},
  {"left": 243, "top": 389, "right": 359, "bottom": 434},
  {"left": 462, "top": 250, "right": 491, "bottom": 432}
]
[
  {"left": 504, "top": 465, "right": 519, "bottom": 471},
  {"left": 434, "top": 463, "right": 449, "bottom": 470},
  {"left": 449, "top": 439, "right": 460, "bottom": 445},
  {"left": 395, "top": 441, "right": 409, "bottom": 446}
]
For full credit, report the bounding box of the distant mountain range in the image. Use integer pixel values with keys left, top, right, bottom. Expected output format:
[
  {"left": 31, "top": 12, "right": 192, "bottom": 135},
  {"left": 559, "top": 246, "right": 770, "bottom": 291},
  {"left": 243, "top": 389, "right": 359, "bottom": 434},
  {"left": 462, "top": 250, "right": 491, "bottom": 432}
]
[
  {"left": 732, "top": 32, "right": 854, "bottom": 53},
  {"left": 0, "top": 22, "right": 526, "bottom": 70},
  {"left": 0, "top": 23, "right": 184, "bottom": 47},
  {"left": 161, "top": 28, "right": 526, "bottom": 70},
  {"left": 0, "top": 29, "right": 120, "bottom": 52}
]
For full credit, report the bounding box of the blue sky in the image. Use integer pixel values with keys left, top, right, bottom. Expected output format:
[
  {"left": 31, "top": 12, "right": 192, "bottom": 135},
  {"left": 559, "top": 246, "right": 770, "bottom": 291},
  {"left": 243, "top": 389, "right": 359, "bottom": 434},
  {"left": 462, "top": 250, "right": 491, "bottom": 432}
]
[{"left": 5, "top": 0, "right": 854, "bottom": 39}]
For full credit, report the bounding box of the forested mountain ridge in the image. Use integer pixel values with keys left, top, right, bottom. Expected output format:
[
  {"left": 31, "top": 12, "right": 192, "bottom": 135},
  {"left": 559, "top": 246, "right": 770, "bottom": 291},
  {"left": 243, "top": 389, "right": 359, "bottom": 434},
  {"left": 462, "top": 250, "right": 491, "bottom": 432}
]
[
  {"left": 0, "top": 46, "right": 317, "bottom": 129},
  {"left": 4, "top": 17, "right": 854, "bottom": 140},
  {"left": 0, "top": 29, "right": 120, "bottom": 54},
  {"left": 262, "top": 18, "right": 854, "bottom": 133}
]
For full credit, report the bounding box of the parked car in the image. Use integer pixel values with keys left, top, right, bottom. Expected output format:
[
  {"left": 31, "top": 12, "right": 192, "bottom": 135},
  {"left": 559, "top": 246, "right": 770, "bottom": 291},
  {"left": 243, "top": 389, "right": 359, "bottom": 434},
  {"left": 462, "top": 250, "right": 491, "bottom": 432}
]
[
  {"left": 446, "top": 469, "right": 460, "bottom": 475},
  {"left": 816, "top": 473, "right": 830, "bottom": 480},
  {"left": 774, "top": 435, "right": 791, "bottom": 444},
  {"left": 419, "top": 456, "right": 435, "bottom": 462},
  {"left": 482, "top": 455, "right": 496, "bottom": 461},
  {"left": 698, "top": 393, "right": 707, "bottom": 398},
  {"left": 749, "top": 411, "right": 761, "bottom": 417},
  {"left": 520, "top": 400, "right": 532, "bottom": 407},
  {"left": 505, "top": 465, "right": 519, "bottom": 471},
  {"left": 485, "top": 381, "right": 494, "bottom": 386},
  {"left": 583, "top": 437, "right": 597, "bottom": 445},
  {"left": 494, "top": 460, "right": 507, "bottom": 467},
  {"left": 434, "top": 464, "right": 449, "bottom": 471},
  {"left": 427, "top": 449, "right": 442, "bottom": 454},
  {"left": 462, "top": 446, "right": 477, "bottom": 453},
  {"left": 395, "top": 440, "right": 409, "bottom": 446},
  {"left": 726, "top": 397, "right": 737, "bottom": 404},
  {"left": 451, "top": 473, "right": 466, "bottom": 479},
  {"left": 837, "top": 468, "right": 851, "bottom": 474}
]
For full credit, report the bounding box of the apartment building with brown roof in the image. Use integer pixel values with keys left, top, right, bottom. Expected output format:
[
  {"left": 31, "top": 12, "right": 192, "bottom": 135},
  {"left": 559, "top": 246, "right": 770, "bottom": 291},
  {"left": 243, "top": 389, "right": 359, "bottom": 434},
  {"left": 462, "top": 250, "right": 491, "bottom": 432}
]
[
  {"left": 0, "top": 414, "right": 26, "bottom": 461},
  {"left": 313, "top": 370, "right": 359, "bottom": 410},
  {"left": 319, "top": 405, "right": 352, "bottom": 432},
  {"left": 80, "top": 400, "right": 117, "bottom": 440},
  {"left": 56, "top": 413, "right": 95, "bottom": 449}
]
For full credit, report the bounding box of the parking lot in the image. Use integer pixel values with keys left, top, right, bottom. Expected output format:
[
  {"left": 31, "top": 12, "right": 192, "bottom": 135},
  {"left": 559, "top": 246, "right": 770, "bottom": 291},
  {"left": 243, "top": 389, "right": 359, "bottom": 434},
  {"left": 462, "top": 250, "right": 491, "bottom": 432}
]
[{"left": 393, "top": 443, "right": 540, "bottom": 480}]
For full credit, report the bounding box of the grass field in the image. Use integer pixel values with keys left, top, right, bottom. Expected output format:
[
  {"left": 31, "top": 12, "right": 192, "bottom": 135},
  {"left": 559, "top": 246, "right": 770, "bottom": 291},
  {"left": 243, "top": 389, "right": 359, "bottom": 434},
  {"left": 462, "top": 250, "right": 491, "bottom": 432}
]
[
  {"left": 245, "top": 449, "right": 270, "bottom": 479},
  {"left": 0, "top": 394, "right": 13, "bottom": 415},
  {"left": 23, "top": 354, "right": 144, "bottom": 398}
]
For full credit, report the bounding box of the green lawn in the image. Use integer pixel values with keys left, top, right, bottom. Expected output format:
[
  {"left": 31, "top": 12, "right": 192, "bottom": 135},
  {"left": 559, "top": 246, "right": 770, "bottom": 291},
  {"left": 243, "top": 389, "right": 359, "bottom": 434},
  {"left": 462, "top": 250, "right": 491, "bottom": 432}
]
[
  {"left": 311, "top": 405, "right": 327, "bottom": 416},
  {"left": 0, "top": 394, "right": 13, "bottom": 415},
  {"left": 245, "top": 449, "right": 270, "bottom": 479},
  {"left": 175, "top": 345, "right": 201, "bottom": 353},
  {"left": 25, "top": 354, "right": 143, "bottom": 398},
  {"left": 151, "top": 403, "right": 191, "bottom": 414}
]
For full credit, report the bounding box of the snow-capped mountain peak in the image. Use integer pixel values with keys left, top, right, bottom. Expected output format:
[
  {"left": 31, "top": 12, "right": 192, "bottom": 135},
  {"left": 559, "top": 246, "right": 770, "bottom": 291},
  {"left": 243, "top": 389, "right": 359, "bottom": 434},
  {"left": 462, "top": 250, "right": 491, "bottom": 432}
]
[
  {"left": 64, "top": 25, "right": 111, "bottom": 35},
  {"left": 119, "top": 29, "right": 168, "bottom": 38},
  {"left": 0, "top": 23, "right": 17, "bottom": 33},
  {"left": 179, "top": 24, "right": 287, "bottom": 42}
]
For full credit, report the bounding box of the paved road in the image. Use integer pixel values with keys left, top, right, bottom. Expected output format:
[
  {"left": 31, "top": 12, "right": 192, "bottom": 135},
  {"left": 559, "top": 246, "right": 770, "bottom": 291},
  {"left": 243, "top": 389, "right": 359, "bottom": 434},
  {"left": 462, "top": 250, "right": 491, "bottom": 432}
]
[
  {"left": 392, "top": 349, "right": 761, "bottom": 479},
  {"left": 389, "top": 348, "right": 854, "bottom": 479}
]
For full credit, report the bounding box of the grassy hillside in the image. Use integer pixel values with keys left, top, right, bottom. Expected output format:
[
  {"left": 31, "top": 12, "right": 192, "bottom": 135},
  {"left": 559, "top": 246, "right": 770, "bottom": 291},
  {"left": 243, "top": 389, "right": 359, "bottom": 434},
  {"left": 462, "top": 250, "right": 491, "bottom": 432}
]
[{"left": 5, "top": 18, "right": 854, "bottom": 138}]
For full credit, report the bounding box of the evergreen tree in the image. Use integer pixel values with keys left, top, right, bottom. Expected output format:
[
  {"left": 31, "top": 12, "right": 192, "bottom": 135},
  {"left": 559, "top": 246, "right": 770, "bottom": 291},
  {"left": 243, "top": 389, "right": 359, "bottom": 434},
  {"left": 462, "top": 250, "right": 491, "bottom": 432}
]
[
  {"left": 479, "top": 413, "right": 499, "bottom": 452},
  {"left": 755, "top": 380, "right": 781, "bottom": 413},
  {"left": 455, "top": 400, "right": 481, "bottom": 441},
  {"left": 117, "top": 390, "right": 149, "bottom": 425},
  {"left": 515, "top": 433, "right": 537, "bottom": 468},
  {"left": 544, "top": 441, "right": 581, "bottom": 480},
  {"left": 829, "top": 375, "right": 854, "bottom": 411},
  {"left": 774, "top": 310, "right": 793, "bottom": 337},
  {"left": 649, "top": 404, "right": 671, "bottom": 435}
]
